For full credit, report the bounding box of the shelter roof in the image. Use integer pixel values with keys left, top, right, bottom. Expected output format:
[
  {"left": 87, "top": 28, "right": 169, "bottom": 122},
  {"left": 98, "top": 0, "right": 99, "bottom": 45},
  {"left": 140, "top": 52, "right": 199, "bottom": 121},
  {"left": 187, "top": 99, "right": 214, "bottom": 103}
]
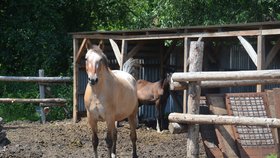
[{"left": 71, "top": 21, "right": 280, "bottom": 39}]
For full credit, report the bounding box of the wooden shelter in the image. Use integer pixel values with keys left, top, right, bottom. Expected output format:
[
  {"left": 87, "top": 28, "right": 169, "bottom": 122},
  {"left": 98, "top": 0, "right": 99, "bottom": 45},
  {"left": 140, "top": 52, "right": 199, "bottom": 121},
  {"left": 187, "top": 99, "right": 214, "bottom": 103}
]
[{"left": 71, "top": 21, "right": 280, "bottom": 123}]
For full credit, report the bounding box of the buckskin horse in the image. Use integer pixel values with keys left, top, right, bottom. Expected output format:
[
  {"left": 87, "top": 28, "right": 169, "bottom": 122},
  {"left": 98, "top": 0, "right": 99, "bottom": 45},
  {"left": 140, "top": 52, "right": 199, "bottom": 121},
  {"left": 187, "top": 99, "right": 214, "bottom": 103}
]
[
  {"left": 84, "top": 41, "right": 138, "bottom": 158},
  {"left": 136, "top": 73, "right": 171, "bottom": 132}
]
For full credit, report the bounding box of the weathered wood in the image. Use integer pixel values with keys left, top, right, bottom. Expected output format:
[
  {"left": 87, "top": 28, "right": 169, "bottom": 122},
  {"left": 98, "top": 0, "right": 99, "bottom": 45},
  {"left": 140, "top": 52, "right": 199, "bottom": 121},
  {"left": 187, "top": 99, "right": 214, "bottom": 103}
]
[
  {"left": 0, "top": 76, "right": 72, "bottom": 83},
  {"left": 237, "top": 36, "right": 257, "bottom": 66},
  {"left": 170, "top": 79, "right": 280, "bottom": 90},
  {"left": 75, "top": 38, "right": 88, "bottom": 63},
  {"left": 120, "top": 40, "right": 127, "bottom": 69},
  {"left": 187, "top": 41, "right": 204, "bottom": 158},
  {"left": 257, "top": 35, "right": 265, "bottom": 92},
  {"left": 0, "top": 98, "right": 67, "bottom": 104},
  {"left": 73, "top": 38, "right": 79, "bottom": 123},
  {"left": 207, "top": 95, "right": 239, "bottom": 158},
  {"left": 119, "top": 28, "right": 280, "bottom": 41},
  {"left": 172, "top": 69, "right": 280, "bottom": 82},
  {"left": 169, "top": 113, "right": 280, "bottom": 127},
  {"left": 72, "top": 28, "right": 280, "bottom": 41},
  {"left": 109, "top": 39, "right": 122, "bottom": 66},
  {"left": 168, "top": 122, "right": 188, "bottom": 134},
  {"left": 183, "top": 37, "right": 189, "bottom": 113},
  {"left": 39, "top": 70, "right": 46, "bottom": 124}
]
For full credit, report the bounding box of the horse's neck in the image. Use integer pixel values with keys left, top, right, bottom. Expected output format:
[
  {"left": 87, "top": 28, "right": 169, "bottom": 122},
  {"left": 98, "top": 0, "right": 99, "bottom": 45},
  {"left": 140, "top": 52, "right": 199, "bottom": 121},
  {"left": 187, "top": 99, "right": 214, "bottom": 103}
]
[{"left": 93, "top": 69, "right": 113, "bottom": 90}]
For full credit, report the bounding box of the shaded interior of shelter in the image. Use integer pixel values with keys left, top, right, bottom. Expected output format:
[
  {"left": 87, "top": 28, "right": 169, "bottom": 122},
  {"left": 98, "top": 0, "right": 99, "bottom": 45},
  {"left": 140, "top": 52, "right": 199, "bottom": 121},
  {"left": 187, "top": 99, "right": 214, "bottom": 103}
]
[{"left": 76, "top": 38, "right": 280, "bottom": 120}]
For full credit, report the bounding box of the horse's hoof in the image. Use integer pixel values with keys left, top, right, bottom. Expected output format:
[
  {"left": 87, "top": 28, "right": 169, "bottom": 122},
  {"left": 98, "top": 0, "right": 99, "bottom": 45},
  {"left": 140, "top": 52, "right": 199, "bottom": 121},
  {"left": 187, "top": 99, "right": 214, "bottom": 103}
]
[{"left": 111, "top": 153, "right": 116, "bottom": 158}]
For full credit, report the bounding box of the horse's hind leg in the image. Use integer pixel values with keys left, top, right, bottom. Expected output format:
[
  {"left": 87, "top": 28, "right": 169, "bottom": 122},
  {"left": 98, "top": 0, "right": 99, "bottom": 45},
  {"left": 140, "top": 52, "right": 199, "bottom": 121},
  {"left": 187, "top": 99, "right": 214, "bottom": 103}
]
[
  {"left": 155, "top": 102, "right": 162, "bottom": 133},
  {"left": 128, "top": 109, "right": 138, "bottom": 158},
  {"left": 88, "top": 112, "right": 99, "bottom": 158}
]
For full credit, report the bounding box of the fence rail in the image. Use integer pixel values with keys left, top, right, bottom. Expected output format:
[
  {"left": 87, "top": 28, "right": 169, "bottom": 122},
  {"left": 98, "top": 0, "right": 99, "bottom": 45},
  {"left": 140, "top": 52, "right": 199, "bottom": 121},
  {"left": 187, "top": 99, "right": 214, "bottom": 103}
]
[
  {"left": 0, "top": 76, "right": 72, "bottom": 83},
  {"left": 0, "top": 98, "right": 67, "bottom": 104},
  {"left": 0, "top": 70, "right": 72, "bottom": 123}
]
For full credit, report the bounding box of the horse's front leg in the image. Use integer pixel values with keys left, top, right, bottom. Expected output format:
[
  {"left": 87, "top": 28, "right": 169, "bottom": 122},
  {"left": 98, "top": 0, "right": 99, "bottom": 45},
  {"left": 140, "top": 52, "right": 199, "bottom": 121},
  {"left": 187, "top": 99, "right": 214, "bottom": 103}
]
[
  {"left": 106, "top": 118, "right": 117, "bottom": 158},
  {"left": 87, "top": 112, "right": 99, "bottom": 158},
  {"left": 128, "top": 109, "right": 138, "bottom": 158}
]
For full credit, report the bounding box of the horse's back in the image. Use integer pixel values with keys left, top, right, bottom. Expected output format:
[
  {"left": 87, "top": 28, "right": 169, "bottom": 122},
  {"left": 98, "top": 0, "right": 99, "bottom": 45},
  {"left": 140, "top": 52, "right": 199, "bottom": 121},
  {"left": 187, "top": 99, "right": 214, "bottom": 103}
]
[
  {"left": 112, "top": 70, "right": 138, "bottom": 120},
  {"left": 112, "top": 70, "right": 136, "bottom": 86}
]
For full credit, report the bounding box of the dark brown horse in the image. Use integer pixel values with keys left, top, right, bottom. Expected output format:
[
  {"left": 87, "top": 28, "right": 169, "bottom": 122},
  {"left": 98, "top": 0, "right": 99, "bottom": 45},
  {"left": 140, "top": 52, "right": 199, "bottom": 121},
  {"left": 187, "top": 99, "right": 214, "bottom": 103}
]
[{"left": 136, "top": 73, "right": 171, "bottom": 132}]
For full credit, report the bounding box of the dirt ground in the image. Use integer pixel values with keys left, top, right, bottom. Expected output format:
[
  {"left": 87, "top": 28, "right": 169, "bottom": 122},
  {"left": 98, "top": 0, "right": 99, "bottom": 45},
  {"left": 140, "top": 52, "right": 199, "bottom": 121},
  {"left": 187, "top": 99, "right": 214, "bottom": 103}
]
[{"left": 0, "top": 118, "right": 206, "bottom": 158}]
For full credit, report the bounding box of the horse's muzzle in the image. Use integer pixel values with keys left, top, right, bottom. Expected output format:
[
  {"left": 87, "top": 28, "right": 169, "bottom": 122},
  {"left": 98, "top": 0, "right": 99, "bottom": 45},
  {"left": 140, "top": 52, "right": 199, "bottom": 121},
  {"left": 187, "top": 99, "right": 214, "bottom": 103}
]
[{"left": 88, "top": 77, "right": 98, "bottom": 85}]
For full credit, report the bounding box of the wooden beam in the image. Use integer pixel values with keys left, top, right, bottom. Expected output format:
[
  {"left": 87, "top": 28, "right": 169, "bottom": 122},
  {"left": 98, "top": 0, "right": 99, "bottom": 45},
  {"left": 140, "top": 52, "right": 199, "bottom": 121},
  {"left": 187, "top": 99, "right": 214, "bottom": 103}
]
[
  {"left": 257, "top": 35, "right": 265, "bottom": 92},
  {"left": 0, "top": 76, "right": 72, "bottom": 83},
  {"left": 109, "top": 39, "right": 122, "bottom": 66},
  {"left": 169, "top": 113, "right": 280, "bottom": 128},
  {"left": 266, "top": 38, "right": 280, "bottom": 68},
  {"left": 120, "top": 40, "right": 127, "bottom": 69},
  {"left": 170, "top": 79, "right": 280, "bottom": 90},
  {"left": 75, "top": 38, "right": 88, "bottom": 63},
  {"left": 72, "top": 28, "right": 280, "bottom": 41},
  {"left": 237, "top": 36, "right": 257, "bottom": 66},
  {"left": 172, "top": 69, "right": 280, "bottom": 82},
  {"left": 0, "top": 98, "right": 67, "bottom": 104}
]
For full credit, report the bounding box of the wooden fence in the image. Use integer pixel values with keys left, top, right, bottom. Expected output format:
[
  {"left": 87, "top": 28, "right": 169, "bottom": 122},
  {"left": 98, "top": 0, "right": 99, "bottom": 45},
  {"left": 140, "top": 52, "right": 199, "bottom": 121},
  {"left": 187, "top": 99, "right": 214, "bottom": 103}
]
[
  {"left": 168, "top": 41, "right": 280, "bottom": 157},
  {"left": 0, "top": 69, "right": 72, "bottom": 123}
]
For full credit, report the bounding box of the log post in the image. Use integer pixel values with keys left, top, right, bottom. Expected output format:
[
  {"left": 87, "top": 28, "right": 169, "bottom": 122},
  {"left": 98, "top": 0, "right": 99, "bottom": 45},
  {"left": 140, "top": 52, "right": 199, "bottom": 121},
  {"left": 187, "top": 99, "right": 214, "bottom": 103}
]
[
  {"left": 73, "top": 38, "right": 79, "bottom": 123},
  {"left": 39, "top": 69, "right": 46, "bottom": 124},
  {"left": 187, "top": 41, "right": 204, "bottom": 158},
  {"left": 183, "top": 37, "right": 190, "bottom": 113},
  {"left": 257, "top": 35, "right": 265, "bottom": 92}
]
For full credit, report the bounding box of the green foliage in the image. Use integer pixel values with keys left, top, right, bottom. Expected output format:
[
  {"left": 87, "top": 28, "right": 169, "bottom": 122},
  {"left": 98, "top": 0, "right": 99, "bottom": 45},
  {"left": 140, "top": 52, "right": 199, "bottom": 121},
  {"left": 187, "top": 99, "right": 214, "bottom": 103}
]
[
  {"left": 0, "top": 82, "right": 72, "bottom": 122},
  {"left": 0, "top": 82, "right": 40, "bottom": 122},
  {"left": 1, "top": 0, "right": 280, "bottom": 122},
  {"left": 266, "top": 153, "right": 278, "bottom": 158},
  {"left": 44, "top": 84, "right": 73, "bottom": 121}
]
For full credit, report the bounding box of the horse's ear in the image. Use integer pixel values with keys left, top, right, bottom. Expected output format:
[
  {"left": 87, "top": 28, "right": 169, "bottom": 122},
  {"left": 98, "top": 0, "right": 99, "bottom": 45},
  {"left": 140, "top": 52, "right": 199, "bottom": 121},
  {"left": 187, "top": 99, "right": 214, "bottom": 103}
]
[
  {"left": 86, "top": 39, "right": 92, "bottom": 50},
  {"left": 98, "top": 40, "right": 104, "bottom": 51}
]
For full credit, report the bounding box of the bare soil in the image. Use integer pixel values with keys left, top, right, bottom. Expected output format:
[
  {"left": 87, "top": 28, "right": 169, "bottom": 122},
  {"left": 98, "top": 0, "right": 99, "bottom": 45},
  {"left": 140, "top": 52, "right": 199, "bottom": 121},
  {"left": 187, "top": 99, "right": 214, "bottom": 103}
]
[{"left": 0, "top": 118, "right": 206, "bottom": 158}]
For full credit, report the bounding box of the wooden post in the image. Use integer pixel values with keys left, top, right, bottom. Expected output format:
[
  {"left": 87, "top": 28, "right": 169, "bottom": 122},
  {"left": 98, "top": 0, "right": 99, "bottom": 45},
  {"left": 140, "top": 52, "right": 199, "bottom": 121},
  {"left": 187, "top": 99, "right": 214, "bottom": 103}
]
[
  {"left": 39, "top": 69, "right": 46, "bottom": 124},
  {"left": 120, "top": 40, "right": 127, "bottom": 70},
  {"left": 183, "top": 37, "right": 189, "bottom": 113},
  {"left": 257, "top": 35, "right": 265, "bottom": 92},
  {"left": 73, "top": 38, "right": 79, "bottom": 123},
  {"left": 187, "top": 41, "right": 204, "bottom": 158}
]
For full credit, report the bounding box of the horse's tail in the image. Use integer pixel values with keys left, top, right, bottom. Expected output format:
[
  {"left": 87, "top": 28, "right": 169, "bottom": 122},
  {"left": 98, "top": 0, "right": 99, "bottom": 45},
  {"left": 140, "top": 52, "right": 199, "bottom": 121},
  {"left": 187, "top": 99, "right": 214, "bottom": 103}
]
[{"left": 122, "top": 58, "right": 140, "bottom": 80}]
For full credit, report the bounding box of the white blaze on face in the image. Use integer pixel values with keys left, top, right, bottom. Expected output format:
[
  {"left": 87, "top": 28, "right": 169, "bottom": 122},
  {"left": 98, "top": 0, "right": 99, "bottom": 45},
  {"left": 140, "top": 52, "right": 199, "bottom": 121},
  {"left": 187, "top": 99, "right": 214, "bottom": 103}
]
[{"left": 85, "top": 50, "right": 102, "bottom": 79}]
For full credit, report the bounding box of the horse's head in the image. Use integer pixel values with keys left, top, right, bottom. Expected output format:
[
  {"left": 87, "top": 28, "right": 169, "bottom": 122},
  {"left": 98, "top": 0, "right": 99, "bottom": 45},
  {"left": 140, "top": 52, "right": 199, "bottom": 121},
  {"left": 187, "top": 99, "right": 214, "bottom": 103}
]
[
  {"left": 160, "top": 72, "right": 172, "bottom": 91},
  {"left": 85, "top": 41, "right": 108, "bottom": 86}
]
